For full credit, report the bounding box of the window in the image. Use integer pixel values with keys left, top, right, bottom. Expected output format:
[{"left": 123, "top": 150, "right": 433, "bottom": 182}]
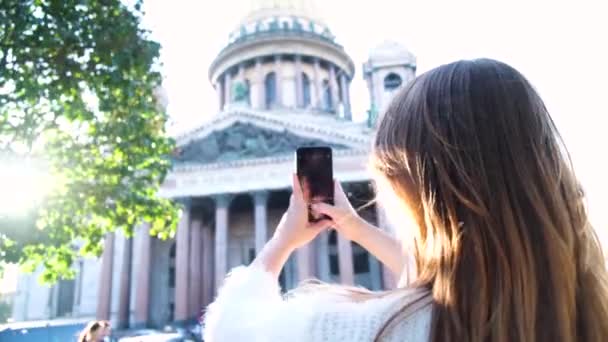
[
  {"left": 353, "top": 252, "right": 370, "bottom": 274},
  {"left": 384, "top": 73, "right": 402, "bottom": 90},
  {"left": 248, "top": 248, "right": 255, "bottom": 264},
  {"left": 322, "top": 79, "right": 332, "bottom": 111},
  {"left": 329, "top": 255, "right": 340, "bottom": 275},
  {"left": 168, "top": 303, "right": 175, "bottom": 322},
  {"left": 265, "top": 72, "right": 277, "bottom": 109},
  {"left": 328, "top": 230, "right": 339, "bottom": 276},
  {"left": 168, "top": 243, "right": 176, "bottom": 287},
  {"left": 168, "top": 242, "right": 177, "bottom": 322},
  {"left": 56, "top": 279, "right": 76, "bottom": 317},
  {"left": 302, "top": 73, "right": 311, "bottom": 108}
]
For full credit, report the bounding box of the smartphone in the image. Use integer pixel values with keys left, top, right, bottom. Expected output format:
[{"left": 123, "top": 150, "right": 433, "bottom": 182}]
[{"left": 295, "top": 146, "right": 334, "bottom": 222}]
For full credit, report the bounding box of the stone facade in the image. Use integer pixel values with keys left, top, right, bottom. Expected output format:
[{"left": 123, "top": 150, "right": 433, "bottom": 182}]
[{"left": 12, "top": 0, "right": 418, "bottom": 329}]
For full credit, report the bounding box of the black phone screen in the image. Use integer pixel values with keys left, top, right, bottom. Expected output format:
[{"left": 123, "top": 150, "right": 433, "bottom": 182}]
[{"left": 296, "top": 146, "right": 334, "bottom": 222}]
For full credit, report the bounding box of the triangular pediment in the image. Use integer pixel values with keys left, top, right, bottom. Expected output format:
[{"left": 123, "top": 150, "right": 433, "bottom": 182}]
[{"left": 174, "top": 121, "right": 349, "bottom": 165}]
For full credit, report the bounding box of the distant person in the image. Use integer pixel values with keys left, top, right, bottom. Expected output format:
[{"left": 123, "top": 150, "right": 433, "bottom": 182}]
[
  {"left": 99, "top": 321, "right": 111, "bottom": 341},
  {"left": 78, "top": 320, "right": 108, "bottom": 342},
  {"left": 203, "top": 59, "right": 608, "bottom": 341}
]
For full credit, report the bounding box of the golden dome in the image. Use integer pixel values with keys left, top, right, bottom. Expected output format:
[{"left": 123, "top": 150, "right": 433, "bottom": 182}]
[{"left": 244, "top": 0, "right": 324, "bottom": 24}]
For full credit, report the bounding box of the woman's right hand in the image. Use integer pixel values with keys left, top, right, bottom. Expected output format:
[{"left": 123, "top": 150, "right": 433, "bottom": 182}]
[
  {"left": 311, "top": 181, "right": 367, "bottom": 242},
  {"left": 313, "top": 181, "right": 406, "bottom": 277}
]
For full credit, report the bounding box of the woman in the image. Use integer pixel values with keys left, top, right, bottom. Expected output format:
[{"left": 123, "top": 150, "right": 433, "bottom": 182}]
[
  {"left": 204, "top": 59, "right": 608, "bottom": 341},
  {"left": 78, "top": 320, "right": 108, "bottom": 342}
]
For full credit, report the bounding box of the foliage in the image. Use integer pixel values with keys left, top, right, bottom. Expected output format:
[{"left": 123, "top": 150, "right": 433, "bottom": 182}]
[{"left": 0, "top": 0, "right": 179, "bottom": 283}]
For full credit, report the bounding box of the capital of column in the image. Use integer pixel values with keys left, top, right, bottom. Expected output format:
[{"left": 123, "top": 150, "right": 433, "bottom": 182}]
[
  {"left": 213, "top": 194, "right": 233, "bottom": 209},
  {"left": 253, "top": 190, "right": 269, "bottom": 205},
  {"left": 255, "top": 57, "right": 263, "bottom": 77}
]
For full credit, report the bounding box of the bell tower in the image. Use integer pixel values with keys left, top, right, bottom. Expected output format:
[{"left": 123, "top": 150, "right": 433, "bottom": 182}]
[{"left": 363, "top": 41, "right": 416, "bottom": 125}]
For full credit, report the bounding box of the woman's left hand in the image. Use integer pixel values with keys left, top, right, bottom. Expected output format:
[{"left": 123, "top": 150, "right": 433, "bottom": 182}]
[
  {"left": 272, "top": 173, "right": 332, "bottom": 252},
  {"left": 255, "top": 174, "right": 331, "bottom": 277}
]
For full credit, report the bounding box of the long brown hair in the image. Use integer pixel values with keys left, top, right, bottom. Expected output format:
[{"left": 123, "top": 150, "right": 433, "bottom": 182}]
[{"left": 371, "top": 59, "right": 608, "bottom": 341}]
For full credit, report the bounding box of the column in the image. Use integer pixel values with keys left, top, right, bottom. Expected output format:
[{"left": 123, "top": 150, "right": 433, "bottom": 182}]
[
  {"left": 201, "top": 225, "right": 214, "bottom": 308},
  {"left": 297, "top": 244, "right": 315, "bottom": 282},
  {"left": 134, "top": 223, "right": 152, "bottom": 327},
  {"left": 224, "top": 70, "right": 232, "bottom": 107},
  {"left": 96, "top": 232, "right": 115, "bottom": 320},
  {"left": 373, "top": 71, "right": 384, "bottom": 114},
  {"left": 214, "top": 195, "right": 232, "bottom": 289},
  {"left": 174, "top": 203, "right": 191, "bottom": 322},
  {"left": 329, "top": 64, "right": 340, "bottom": 111},
  {"left": 255, "top": 57, "right": 265, "bottom": 109},
  {"left": 315, "top": 231, "right": 331, "bottom": 282},
  {"left": 49, "top": 284, "right": 58, "bottom": 318},
  {"left": 72, "top": 259, "right": 83, "bottom": 315},
  {"left": 313, "top": 58, "right": 322, "bottom": 110},
  {"left": 189, "top": 217, "right": 203, "bottom": 318},
  {"left": 337, "top": 235, "right": 354, "bottom": 285},
  {"left": 295, "top": 55, "right": 303, "bottom": 108},
  {"left": 376, "top": 204, "right": 397, "bottom": 289},
  {"left": 339, "top": 73, "right": 352, "bottom": 120},
  {"left": 117, "top": 235, "right": 133, "bottom": 328},
  {"left": 217, "top": 76, "right": 224, "bottom": 111},
  {"left": 274, "top": 55, "right": 283, "bottom": 108},
  {"left": 254, "top": 191, "right": 269, "bottom": 254},
  {"left": 368, "top": 254, "right": 382, "bottom": 291},
  {"left": 237, "top": 63, "right": 245, "bottom": 81}
]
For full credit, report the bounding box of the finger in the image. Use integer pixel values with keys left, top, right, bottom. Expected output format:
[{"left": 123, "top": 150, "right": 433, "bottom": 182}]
[
  {"left": 311, "top": 202, "right": 339, "bottom": 219},
  {"left": 292, "top": 173, "right": 304, "bottom": 202},
  {"left": 308, "top": 219, "right": 332, "bottom": 231}
]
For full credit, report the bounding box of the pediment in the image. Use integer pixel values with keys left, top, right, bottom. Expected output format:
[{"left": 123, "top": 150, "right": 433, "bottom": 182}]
[{"left": 173, "top": 121, "right": 349, "bottom": 165}]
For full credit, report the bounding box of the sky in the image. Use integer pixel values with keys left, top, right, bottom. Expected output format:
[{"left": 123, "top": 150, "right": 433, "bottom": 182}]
[{"left": 141, "top": 0, "right": 607, "bottom": 238}]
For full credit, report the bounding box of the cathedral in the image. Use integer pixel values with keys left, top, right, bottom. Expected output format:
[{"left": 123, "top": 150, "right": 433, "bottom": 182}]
[{"left": 11, "top": 0, "right": 417, "bottom": 331}]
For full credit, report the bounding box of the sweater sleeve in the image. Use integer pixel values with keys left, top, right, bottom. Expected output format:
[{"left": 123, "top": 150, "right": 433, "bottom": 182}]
[
  {"left": 203, "top": 265, "right": 317, "bottom": 342},
  {"left": 203, "top": 265, "right": 433, "bottom": 342}
]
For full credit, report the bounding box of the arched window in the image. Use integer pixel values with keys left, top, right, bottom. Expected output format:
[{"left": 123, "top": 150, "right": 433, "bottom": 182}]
[
  {"left": 384, "top": 73, "right": 402, "bottom": 90},
  {"left": 302, "top": 73, "right": 311, "bottom": 108},
  {"left": 265, "top": 72, "right": 277, "bottom": 109},
  {"left": 322, "top": 79, "right": 332, "bottom": 111}
]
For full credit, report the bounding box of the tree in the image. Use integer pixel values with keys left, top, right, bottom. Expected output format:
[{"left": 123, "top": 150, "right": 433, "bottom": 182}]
[{"left": 0, "top": 0, "right": 179, "bottom": 283}]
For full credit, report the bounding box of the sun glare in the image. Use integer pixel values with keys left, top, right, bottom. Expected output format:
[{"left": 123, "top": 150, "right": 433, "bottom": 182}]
[{"left": 0, "top": 159, "right": 54, "bottom": 217}]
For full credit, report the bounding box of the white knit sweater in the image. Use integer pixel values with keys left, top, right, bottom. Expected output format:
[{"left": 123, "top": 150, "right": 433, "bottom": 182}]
[{"left": 203, "top": 265, "right": 432, "bottom": 341}]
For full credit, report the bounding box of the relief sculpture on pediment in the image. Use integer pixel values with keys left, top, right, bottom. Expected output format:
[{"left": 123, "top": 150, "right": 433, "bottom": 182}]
[{"left": 174, "top": 122, "right": 347, "bottom": 164}]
